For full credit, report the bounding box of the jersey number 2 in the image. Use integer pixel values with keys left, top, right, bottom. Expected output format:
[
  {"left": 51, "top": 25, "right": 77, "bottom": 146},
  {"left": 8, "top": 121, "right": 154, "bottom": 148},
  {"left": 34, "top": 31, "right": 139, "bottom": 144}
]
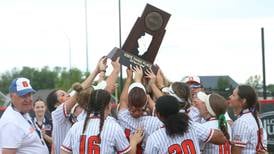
[
  {"left": 79, "top": 135, "right": 100, "bottom": 154},
  {"left": 168, "top": 139, "right": 196, "bottom": 154}
]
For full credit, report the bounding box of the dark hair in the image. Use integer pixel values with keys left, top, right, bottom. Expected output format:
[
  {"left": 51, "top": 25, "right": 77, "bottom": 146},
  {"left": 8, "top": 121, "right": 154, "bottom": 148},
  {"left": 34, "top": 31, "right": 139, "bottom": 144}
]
[
  {"left": 172, "top": 82, "right": 191, "bottom": 111},
  {"left": 209, "top": 93, "right": 230, "bottom": 140},
  {"left": 82, "top": 89, "right": 111, "bottom": 142},
  {"left": 237, "top": 85, "right": 266, "bottom": 150},
  {"left": 128, "top": 87, "right": 147, "bottom": 108},
  {"left": 156, "top": 95, "right": 189, "bottom": 137},
  {"left": 46, "top": 89, "right": 58, "bottom": 113},
  {"left": 33, "top": 97, "right": 47, "bottom": 107}
]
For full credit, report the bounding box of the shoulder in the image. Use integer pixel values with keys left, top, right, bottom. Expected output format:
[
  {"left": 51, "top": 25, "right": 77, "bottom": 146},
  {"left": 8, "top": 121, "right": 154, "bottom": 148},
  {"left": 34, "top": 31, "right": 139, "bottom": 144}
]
[
  {"left": 147, "top": 128, "right": 166, "bottom": 140},
  {"left": 201, "top": 120, "right": 218, "bottom": 129},
  {"left": 105, "top": 116, "right": 122, "bottom": 129}
]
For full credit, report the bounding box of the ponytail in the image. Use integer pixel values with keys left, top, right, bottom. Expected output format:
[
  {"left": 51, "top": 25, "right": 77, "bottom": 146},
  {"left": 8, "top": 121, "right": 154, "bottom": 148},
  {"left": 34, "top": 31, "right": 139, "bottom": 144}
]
[
  {"left": 162, "top": 113, "right": 189, "bottom": 137},
  {"left": 217, "top": 114, "right": 230, "bottom": 141},
  {"left": 81, "top": 90, "right": 110, "bottom": 143}
]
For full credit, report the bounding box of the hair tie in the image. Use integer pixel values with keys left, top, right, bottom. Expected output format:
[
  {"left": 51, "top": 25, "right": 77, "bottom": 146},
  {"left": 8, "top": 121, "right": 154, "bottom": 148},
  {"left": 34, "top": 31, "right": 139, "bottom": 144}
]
[
  {"left": 249, "top": 106, "right": 256, "bottom": 113},
  {"left": 218, "top": 114, "right": 227, "bottom": 129}
]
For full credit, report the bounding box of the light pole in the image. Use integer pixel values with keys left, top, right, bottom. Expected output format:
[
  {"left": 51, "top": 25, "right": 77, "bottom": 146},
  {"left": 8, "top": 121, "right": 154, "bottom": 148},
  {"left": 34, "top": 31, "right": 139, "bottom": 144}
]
[
  {"left": 85, "top": 0, "right": 89, "bottom": 72},
  {"left": 118, "top": 0, "right": 123, "bottom": 95}
]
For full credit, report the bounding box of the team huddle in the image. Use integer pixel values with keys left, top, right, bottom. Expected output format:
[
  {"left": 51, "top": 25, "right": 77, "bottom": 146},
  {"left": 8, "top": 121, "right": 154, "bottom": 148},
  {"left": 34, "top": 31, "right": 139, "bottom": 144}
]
[{"left": 0, "top": 57, "right": 268, "bottom": 154}]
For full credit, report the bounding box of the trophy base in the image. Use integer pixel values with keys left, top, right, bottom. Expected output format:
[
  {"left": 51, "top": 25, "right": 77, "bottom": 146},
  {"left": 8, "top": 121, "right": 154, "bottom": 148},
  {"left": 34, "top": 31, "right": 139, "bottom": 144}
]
[{"left": 107, "top": 47, "right": 159, "bottom": 74}]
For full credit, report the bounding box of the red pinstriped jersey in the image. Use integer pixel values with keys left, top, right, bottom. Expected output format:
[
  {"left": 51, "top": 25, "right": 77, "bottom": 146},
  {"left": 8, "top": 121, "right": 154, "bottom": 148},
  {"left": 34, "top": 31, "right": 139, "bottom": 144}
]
[
  {"left": 232, "top": 109, "right": 267, "bottom": 154},
  {"left": 117, "top": 109, "right": 163, "bottom": 153},
  {"left": 61, "top": 116, "right": 130, "bottom": 154},
  {"left": 144, "top": 121, "right": 214, "bottom": 154},
  {"left": 200, "top": 118, "right": 232, "bottom": 154}
]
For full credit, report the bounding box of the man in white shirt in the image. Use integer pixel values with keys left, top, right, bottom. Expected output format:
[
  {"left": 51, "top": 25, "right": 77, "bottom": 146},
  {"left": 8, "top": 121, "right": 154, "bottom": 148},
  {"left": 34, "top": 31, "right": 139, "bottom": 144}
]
[{"left": 0, "top": 77, "right": 49, "bottom": 154}]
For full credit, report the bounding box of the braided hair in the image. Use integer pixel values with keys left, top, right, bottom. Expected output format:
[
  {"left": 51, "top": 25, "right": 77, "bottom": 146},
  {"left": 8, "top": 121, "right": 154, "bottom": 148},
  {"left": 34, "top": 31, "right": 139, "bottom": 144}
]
[{"left": 81, "top": 89, "right": 111, "bottom": 142}]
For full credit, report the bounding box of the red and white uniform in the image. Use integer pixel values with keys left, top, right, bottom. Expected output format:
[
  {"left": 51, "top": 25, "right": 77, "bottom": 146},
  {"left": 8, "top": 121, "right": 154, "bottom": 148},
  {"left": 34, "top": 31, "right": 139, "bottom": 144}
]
[
  {"left": 61, "top": 116, "right": 130, "bottom": 154},
  {"left": 52, "top": 103, "right": 72, "bottom": 154},
  {"left": 144, "top": 121, "right": 214, "bottom": 154},
  {"left": 117, "top": 109, "right": 163, "bottom": 153},
  {"left": 200, "top": 117, "right": 232, "bottom": 154},
  {"left": 188, "top": 106, "right": 203, "bottom": 123},
  {"left": 232, "top": 109, "right": 267, "bottom": 154}
]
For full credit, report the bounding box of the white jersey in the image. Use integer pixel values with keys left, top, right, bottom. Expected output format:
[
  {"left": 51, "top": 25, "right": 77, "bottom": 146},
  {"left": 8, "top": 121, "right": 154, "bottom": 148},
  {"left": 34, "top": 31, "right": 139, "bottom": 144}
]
[
  {"left": 232, "top": 109, "right": 267, "bottom": 154},
  {"left": 61, "top": 116, "right": 130, "bottom": 154},
  {"left": 52, "top": 103, "right": 72, "bottom": 154},
  {"left": 144, "top": 121, "right": 214, "bottom": 154},
  {"left": 188, "top": 106, "right": 203, "bottom": 123},
  {"left": 117, "top": 109, "right": 163, "bottom": 153},
  {"left": 200, "top": 118, "right": 232, "bottom": 154},
  {"left": 0, "top": 106, "right": 48, "bottom": 154}
]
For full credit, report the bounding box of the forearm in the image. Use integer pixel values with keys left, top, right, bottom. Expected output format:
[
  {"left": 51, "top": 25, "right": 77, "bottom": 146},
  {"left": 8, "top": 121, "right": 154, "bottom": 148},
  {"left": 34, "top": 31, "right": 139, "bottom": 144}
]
[
  {"left": 119, "top": 78, "right": 132, "bottom": 110},
  {"left": 128, "top": 142, "right": 138, "bottom": 154},
  {"left": 105, "top": 69, "right": 120, "bottom": 93},
  {"left": 150, "top": 84, "right": 163, "bottom": 99},
  {"left": 81, "top": 69, "right": 99, "bottom": 89},
  {"left": 2, "top": 149, "right": 17, "bottom": 154}
]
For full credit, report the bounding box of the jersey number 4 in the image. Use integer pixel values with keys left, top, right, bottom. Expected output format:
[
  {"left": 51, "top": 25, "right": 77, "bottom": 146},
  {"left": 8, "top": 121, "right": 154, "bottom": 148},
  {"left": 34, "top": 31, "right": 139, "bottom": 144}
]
[
  {"left": 79, "top": 135, "right": 100, "bottom": 154},
  {"left": 168, "top": 139, "right": 196, "bottom": 154}
]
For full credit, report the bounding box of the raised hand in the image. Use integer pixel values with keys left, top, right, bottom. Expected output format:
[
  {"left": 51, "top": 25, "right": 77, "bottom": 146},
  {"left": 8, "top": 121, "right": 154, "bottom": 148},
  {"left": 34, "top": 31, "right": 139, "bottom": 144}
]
[
  {"left": 126, "top": 67, "right": 133, "bottom": 80},
  {"left": 132, "top": 65, "right": 143, "bottom": 83},
  {"left": 96, "top": 56, "right": 108, "bottom": 73},
  {"left": 145, "top": 68, "right": 156, "bottom": 86},
  {"left": 111, "top": 57, "right": 120, "bottom": 71}
]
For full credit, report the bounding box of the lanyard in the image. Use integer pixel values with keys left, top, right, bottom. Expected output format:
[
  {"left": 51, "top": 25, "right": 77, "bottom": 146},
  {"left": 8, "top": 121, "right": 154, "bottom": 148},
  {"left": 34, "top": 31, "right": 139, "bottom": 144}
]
[
  {"left": 26, "top": 119, "right": 45, "bottom": 145},
  {"left": 11, "top": 105, "right": 45, "bottom": 145}
]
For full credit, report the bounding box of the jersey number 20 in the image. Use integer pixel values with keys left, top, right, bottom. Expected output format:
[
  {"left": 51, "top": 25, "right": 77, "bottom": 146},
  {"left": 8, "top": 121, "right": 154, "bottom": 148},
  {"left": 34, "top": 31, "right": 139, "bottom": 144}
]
[
  {"left": 168, "top": 139, "right": 196, "bottom": 154},
  {"left": 79, "top": 135, "right": 100, "bottom": 154}
]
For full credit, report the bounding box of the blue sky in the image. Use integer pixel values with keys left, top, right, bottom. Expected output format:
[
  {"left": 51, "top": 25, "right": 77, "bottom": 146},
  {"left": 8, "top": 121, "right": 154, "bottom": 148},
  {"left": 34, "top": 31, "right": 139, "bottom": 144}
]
[{"left": 0, "top": 0, "right": 274, "bottom": 84}]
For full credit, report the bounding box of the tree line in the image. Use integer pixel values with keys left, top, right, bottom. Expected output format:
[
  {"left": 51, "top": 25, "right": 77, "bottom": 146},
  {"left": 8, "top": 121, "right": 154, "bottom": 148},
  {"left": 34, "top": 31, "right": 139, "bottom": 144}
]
[{"left": 0, "top": 66, "right": 87, "bottom": 94}]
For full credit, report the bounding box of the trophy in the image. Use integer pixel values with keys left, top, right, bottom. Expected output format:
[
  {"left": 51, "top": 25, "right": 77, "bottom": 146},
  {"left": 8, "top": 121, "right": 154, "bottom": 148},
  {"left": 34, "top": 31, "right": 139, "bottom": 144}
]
[{"left": 107, "top": 4, "right": 171, "bottom": 73}]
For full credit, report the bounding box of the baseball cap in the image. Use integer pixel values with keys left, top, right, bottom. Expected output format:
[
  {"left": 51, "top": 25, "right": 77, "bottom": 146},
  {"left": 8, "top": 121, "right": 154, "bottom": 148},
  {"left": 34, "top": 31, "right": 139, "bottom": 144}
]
[
  {"left": 9, "top": 77, "right": 36, "bottom": 96},
  {"left": 197, "top": 92, "right": 216, "bottom": 116},
  {"left": 183, "top": 76, "right": 201, "bottom": 85}
]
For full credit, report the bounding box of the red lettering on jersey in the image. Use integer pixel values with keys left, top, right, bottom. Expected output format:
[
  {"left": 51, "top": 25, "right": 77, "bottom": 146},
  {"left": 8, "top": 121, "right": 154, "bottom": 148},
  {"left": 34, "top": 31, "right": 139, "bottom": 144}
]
[
  {"left": 168, "top": 139, "right": 196, "bottom": 154},
  {"left": 219, "top": 141, "right": 230, "bottom": 154},
  {"left": 79, "top": 135, "right": 100, "bottom": 154}
]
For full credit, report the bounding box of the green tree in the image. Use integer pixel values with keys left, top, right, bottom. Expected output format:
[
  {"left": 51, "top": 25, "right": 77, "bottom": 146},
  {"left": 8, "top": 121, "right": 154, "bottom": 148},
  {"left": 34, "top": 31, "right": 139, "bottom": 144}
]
[
  {"left": 267, "top": 84, "right": 274, "bottom": 97},
  {"left": 0, "top": 66, "right": 85, "bottom": 94},
  {"left": 246, "top": 75, "right": 261, "bottom": 89}
]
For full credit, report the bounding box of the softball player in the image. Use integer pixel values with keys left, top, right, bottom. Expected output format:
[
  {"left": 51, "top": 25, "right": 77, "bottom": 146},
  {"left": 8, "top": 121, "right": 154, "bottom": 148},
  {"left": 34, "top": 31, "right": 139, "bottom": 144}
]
[
  {"left": 118, "top": 67, "right": 163, "bottom": 153},
  {"left": 196, "top": 92, "right": 231, "bottom": 154},
  {"left": 144, "top": 95, "right": 227, "bottom": 154},
  {"left": 61, "top": 90, "right": 143, "bottom": 154},
  {"left": 229, "top": 85, "right": 267, "bottom": 154},
  {"left": 48, "top": 58, "right": 108, "bottom": 154}
]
